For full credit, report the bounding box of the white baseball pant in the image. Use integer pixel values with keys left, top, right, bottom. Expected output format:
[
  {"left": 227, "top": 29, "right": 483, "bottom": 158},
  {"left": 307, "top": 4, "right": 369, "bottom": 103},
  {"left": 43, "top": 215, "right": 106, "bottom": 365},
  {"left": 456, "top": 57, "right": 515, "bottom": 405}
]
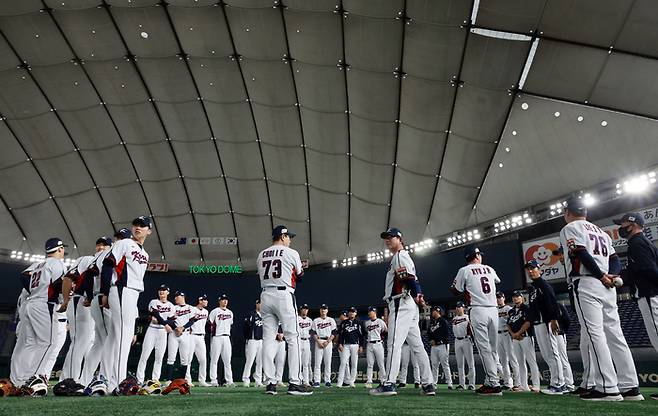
[
  {"left": 470, "top": 306, "right": 500, "bottom": 387},
  {"left": 555, "top": 333, "right": 574, "bottom": 387},
  {"left": 61, "top": 297, "right": 94, "bottom": 382},
  {"left": 167, "top": 331, "right": 192, "bottom": 368},
  {"left": 300, "top": 339, "right": 312, "bottom": 385},
  {"left": 534, "top": 322, "right": 565, "bottom": 387},
  {"left": 80, "top": 295, "right": 110, "bottom": 386},
  {"left": 260, "top": 287, "right": 303, "bottom": 386},
  {"left": 242, "top": 339, "right": 263, "bottom": 384},
  {"left": 210, "top": 335, "right": 233, "bottom": 384},
  {"left": 496, "top": 331, "right": 519, "bottom": 387},
  {"left": 454, "top": 338, "right": 475, "bottom": 388},
  {"left": 366, "top": 341, "right": 386, "bottom": 384},
  {"left": 573, "top": 278, "right": 638, "bottom": 393},
  {"left": 383, "top": 296, "right": 432, "bottom": 386},
  {"left": 574, "top": 300, "right": 596, "bottom": 390},
  {"left": 102, "top": 286, "right": 140, "bottom": 391},
  {"left": 136, "top": 326, "right": 168, "bottom": 383},
  {"left": 10, "top": 302, "right": 28, "bottom": 385},
  {"left": 274, "top": 340, "right": 286, "bottom": 383},
  {"left": 186, "top": 334, "right": 208, "bottom": 383},
  {"left": 42, "top": 311, "right": 68, "bottom": 380},
  {"left": 512, "top": 336, "right": 540, "bottom": 390},
  {"left": 313, "top": 339, "right": 332, "bottom": 383},
  {"left": 430, "top": 344, "right": 452, "bottom": 386},
  {"left": 337, "top": 344, "right": 359, "bottom": 385},
  {"left": 398, "top": 343, "right": 420, "bottom": 384},
  {"left": 12, "top": 301, "right": 60, "bottom": 384},
  {"left": 637, "top": 295, "right": 658, "bottom": 353}
]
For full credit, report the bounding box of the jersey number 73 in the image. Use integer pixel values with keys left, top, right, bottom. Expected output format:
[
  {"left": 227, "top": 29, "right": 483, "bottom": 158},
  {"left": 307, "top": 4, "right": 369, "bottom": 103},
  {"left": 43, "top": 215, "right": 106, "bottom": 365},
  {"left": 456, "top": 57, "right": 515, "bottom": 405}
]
[{"left": 262, "top": 259, "right": 282, "bottom": 280}]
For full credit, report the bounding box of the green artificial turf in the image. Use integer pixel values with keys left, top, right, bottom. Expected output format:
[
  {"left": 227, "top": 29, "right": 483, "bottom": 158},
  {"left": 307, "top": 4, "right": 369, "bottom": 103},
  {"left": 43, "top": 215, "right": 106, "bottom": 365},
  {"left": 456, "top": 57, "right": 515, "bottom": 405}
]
[{"left": 0, "top": 385, "right": 656, "bottom": 416}]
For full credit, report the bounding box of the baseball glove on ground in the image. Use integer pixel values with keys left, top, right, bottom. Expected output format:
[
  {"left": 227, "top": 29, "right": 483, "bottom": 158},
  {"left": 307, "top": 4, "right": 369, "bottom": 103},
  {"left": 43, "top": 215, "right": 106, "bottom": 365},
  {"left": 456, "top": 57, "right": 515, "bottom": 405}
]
[{"left": 162, "top": 379, "right": 191, "bottom": 395}]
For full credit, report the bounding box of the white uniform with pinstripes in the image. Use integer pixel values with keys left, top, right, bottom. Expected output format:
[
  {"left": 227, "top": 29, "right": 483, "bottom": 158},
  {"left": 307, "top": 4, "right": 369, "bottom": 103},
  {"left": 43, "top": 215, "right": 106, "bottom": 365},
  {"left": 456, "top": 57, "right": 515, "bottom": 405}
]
[
  {"left": 257, "top": 244, "right": 306, "bottom": 386},
  {"left": 298, "top": 316, "right": 313, "bottom": 384}
]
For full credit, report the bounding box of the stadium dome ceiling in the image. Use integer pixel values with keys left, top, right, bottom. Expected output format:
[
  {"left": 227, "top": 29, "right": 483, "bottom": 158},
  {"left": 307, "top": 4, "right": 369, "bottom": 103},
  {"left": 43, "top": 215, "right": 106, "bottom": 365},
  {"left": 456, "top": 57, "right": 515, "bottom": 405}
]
[{"left": 1, "top": 0, "right": 658, "bottom": 271}]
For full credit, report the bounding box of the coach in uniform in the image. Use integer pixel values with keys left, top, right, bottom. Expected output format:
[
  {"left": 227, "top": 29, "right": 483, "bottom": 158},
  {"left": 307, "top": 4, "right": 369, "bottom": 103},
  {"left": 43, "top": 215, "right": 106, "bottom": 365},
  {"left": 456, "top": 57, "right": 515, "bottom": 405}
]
[
  {"left": 452, "top": 301, "right": 475, "bottom": 390},
  {"left": 364, "top": 306, "right": 387, "bottom": 388},
  {"left": 337, "top": 307, "right": 364, "bottom": 388},
  {"left": 427, "top": 306, "right": 452, "bottom": 389},
  {"left": 495, "top": 292, "right": 519, "bottom": 390},
  {"left": 242, "top": 300, "right": 264, "bottom": 388},
  {"left": 507, "top": 291, "right": 540, "bottom": 392}
]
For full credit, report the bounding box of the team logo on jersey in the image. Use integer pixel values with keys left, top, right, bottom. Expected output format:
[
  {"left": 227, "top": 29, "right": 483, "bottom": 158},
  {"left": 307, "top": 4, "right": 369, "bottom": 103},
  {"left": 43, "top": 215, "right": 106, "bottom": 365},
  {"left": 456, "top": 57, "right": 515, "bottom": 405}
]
[
  {"left": 508, "top": 311, "right": 523, "bottom": 323},
  {"left": 131, "top": 251, "right": 148, "bottom": 265},
  {"left": 566, "top": 239, "right": 577, "bottom": 250},
  {"left": 452, "top": 317, "right": 467, "bottom": 325},
  {"left": 367, "top": 323, "right": 380, "bottom": 331},
  {"left": 317, "top": 322, "right": 333, "bottom": 329},
  {"left": 217, "top": 314, "right": 232, "bottom": 320},
  {"left": 177, "top": 308, "right": 191, "bottom": 316},
  {"left": 299, "top": 321, "right": 312, "bottom": 328}
]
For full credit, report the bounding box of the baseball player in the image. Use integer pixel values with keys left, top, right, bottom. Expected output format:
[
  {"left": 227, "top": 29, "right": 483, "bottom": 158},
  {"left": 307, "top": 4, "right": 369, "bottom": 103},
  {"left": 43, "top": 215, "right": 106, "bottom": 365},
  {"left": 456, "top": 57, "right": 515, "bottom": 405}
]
[
  {"left": 186, "top": 295, "right": 210, "bottom": 386},
  {"left": 615, "top": 212, "right": 658, "bottom": 389},
  {"left": 452, "top": 302, "right": 475, "bottom": 390},
  {"left": 242, "top": 300, "right": 264, "bottom": 387},
  {"left": 364, "top": 306, "right": 387, "bottom": 388},
  {"left": 9, "top": 289, "right": 28, "bottom": 386},
  {"left": 59, "top": 240, "right": 109, "bottom": 383},
  {"left": 136, "top": 284, "right": 174, "bottom": 384},
  {"left": 257, "top": 225, "right": 312, "bottom": 395},
  {"left": 560, "top": 197, "right": 643, "bottom": 401},
  {"left": 164, "top": 291, "right": 196, "bottom": 383},
  {"left": 311, "top": 304, "right": 336, "bottom": 387},
  {"left": 336, "top": 310, "right": 351, "bottom": 384},
  {"left": 100, "top": 216, "right": 152, "bottom": 393},
  {"left": 496, "top": 292, "right": 520, "bottom": 390},
  {"left": 427, "top": 306, "right": 452, "bottom": 389},
  {"left": 398, "top": 342, "right": 420, "bottom": 388},
  {"left": 525, "top": 260, "right": 568, "bottom": 394},
  {"left": 12, "top": 238, "right": 67, "bottom": 394},
  {"left": 298, "top": 304, "right": 313, "bottom": 386},
  {"left": 507, "top": 291, "right": 540, "bottom": 392},
  {"left": 337, "top": 307, "right": 364, "bottom": 388},
  {"left": 209, "top": 294, "right": 234, "bottom": 387},
  {"left": 370, "top": 227, "right": 435, "bottom": 396},
  {"left": 274, "top": 325, "right": 287, "bottom": 385},
  {"left": 80, "top": 228, "right": 128, "bottom": 389},
  {"left": 451, "top": 246, "right": 502, "bottom": 395},
  {"left": 556, "top": 302, "right": 575, "bottom": 391}
]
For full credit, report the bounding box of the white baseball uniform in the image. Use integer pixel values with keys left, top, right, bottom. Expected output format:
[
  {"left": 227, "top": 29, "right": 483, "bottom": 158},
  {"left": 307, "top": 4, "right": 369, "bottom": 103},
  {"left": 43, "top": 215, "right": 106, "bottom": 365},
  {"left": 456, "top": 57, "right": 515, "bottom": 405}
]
[
  {"left": 42, "top": 308, "right": 69, "bottom": 381},
  {"left": 298, "top": 315, "right": 313, "bottom": 385},
  {"left": 209, "top": 306, "right": 234, "bottom": 384},
  {"left": 452, "top": 264, "right": 501, "bottom": 387},
  {"left": 312, "top": 316, "right": 336, "bottom": 384},
  {"left": 560, "top": 219, "right": 639, "bottom": 393},
  {"left": 166, "top": 303, "right": 194, "bottom": 373},
  {"left": 452, "top": 313, "right": 475, "bottom": 388},
  {"left": 136, "top": 298, "right": 175, "bottom": 383},
  {"left": 382, "top": 249, "right": 433, "bottom": 386},
  {"left": 257, "top": 244, "right": 305, "bottom": 386},
  {"left": 80, "top": 247, "right": 111, "bottom": 386},
  {"left": 61, "top": 256, "right": 96, "bottom": 382},
  {"left": 11, "top": 258, "right": 66, "bottom": 384},
  {"left": 398, "top": 342, "right": 420, "bottom": 384},
  {"left": 100, "top": 238, "right": 148, "bottom": 391},
  {"left": 186, "top": 306, "right": 209, "bottom": 383},
  {"left": 365, "top": 318, "right": 387, "bottom": 384},
  {"left": 496, "top": 304, "right": 519, "bottom": 388},
  {"left": 10, "top": 289, "right": 29, "bottom": 385}
]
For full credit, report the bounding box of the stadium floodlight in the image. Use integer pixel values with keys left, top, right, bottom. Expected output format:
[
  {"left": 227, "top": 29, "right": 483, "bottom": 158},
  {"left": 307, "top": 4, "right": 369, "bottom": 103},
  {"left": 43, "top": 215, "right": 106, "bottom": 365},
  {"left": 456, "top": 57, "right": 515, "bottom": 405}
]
[{"left": 582, "top": 193, "right": 597, "bottom": 207}]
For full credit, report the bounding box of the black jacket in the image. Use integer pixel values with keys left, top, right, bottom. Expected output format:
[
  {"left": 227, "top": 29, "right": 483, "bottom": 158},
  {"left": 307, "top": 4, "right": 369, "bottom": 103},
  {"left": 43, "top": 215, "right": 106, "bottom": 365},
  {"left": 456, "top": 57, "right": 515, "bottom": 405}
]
[
  {"left": 623, "top": 232, "right": 658, "bottom": 298},
  {"left": 427, "top": 317, "right": 451, "bottom": 344},
  {"left": 507, "top": 304, "right": 533, "bottom": 336},
  {"left": 529, "top": 277, "right": 559, "bottom": 324},
  {"left": 243, "top": 310, "right": 263, "bottom": 340},
  {"left": 337, "top": 319, "right": 365, "bottom": 346}
]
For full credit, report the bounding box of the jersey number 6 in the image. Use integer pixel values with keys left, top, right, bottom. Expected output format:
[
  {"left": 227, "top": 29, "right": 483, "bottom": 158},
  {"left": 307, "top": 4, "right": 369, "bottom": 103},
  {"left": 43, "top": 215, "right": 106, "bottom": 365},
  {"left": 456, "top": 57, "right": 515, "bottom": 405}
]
[
  {"left": 480, "top": 276, "right": 491, "bottom": 294},
  {"left": 262, "top": 259, "right": 282, "bottom": 280}
]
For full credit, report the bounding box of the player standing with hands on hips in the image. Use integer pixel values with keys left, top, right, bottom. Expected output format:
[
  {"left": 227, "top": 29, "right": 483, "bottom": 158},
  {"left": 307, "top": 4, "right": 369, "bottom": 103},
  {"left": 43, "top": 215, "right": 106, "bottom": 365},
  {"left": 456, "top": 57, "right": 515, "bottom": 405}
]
[
  {"left": 615, "top": 212, "right": 658, "bottom": 392},
  {"left": 451, "top": 246, "right": 502, "bottom": 396},
  {"left": 560, "top": 197, "right": 643, "bottom": 401},
  {"left": 257, "top": 225, "right": 312, "bottom": 395},
  {"left": 370, "top": 227, "right": 435, "bottom": 396}
]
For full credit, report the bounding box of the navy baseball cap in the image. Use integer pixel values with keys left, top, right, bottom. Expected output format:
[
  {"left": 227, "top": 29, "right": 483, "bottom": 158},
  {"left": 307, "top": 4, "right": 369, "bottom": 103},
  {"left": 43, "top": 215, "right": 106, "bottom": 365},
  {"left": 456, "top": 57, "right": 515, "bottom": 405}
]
[
  {"left": 564, "top": 196, "right": 587, "bottom": 215},
  {"left": 380, "top": 227, "right": 403, "bottom": 239},
  {"left": 613, "top": 212, "right": 645, "bottom": 227},
  {"left": 198, "top": 294, "right": 208, "bottom": 301},
  {"left": 114, "top": 228, "right": 132, "bottom": 239},
  {"left": 174, "top": 291, "right": 185, "bottom": 297},
  {"left": 320, "top": 304, "right": 328, "bottom": 309},
  {"left": 95, "top": 236, "right": 113, "bottom": 246},
  {"left": 455, "top": 301, "right": 465, "bottom": 308},
  {"left": 431, "top": 305, "right": 443, "bottom": 313},
  {"left": 368, "top": 306, "right": 377, "bottom": 312},
  {"left": 300, "top": 303, "right": 309, "bottom": 310},
  {"left": 219, "top": 294, "right": 229, "bottom": 300},
  {"left": 524, "top": 260, "right": 540, "bottom": 269},
  {"left": 496, "top": 291, "right": 505, "bottom": 298},
  {"left": 512, "top": 290, "right": 523, "bottom": 297},
  {"left": 132, "top": 215, "right": 152, "bottom": 229},
  {"left": 272, "top": 225, "right": 296, "bottom": 239},
  {"left": 340, "top": 310, "right": 348, "bottom": 316},
  {"left": 158, "top": 284, "right": 170, "bottom": 291},
  {"left": 464, "top": 246, "right": 483, "bottom": 260},
  {"left": 255, "top": 299, "right": 260, "bottom": 305},
  {"left": 45, "top": 237, "right": 67, "bottom": 253},
  {"left": 348, "top": 306, "right": 357, "bottom": 313}
]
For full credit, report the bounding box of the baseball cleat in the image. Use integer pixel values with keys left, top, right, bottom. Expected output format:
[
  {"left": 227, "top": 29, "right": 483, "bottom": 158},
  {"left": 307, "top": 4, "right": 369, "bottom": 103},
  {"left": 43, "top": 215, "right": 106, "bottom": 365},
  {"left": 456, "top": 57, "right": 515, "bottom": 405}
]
[
  {"left": 255, "top": 383, "right": 265, "bottom": 388},
  {"left": 312, "top": 382, "right": 320, "bottom": 388},
  {"left": 467, "top": 385, "right": 475, "bottom": 391},
  {"left": 243, "top": 382, "right": 250, "bottom": 388},
  {"left": 210, "top": 381, "right": 219, "bottom": 387},
  {"left": 276, "top": 382, "right": 285, "bottom": 387},
  {"left": 421, "top": 384, "right": 436, "bottom": 396},
  {"left": 621, "top": 387, "right": 644, "bottom": 401},
  {"left": 324, "top": 382, "right": 331, "bottom": 388},
  {"left": 414, "top": 383, "right": 420, "bottom": 389},
  {"left": 510, "top": 386, "right": 524, "bottom": 392},
  {"left": 530, "top": 387, "right": 540, "bottom": 393},
  {"left": 23, "top": 375, "right": 48, "bottom": 397},
  {"left": 447, "top": 385, "right": 453, "bottom": 390},
  {"left": 265, "top": 383, "right": 277, "bottom": 395},
  {"left": 349, "top": 383, "right": 356, "bottom": 388},
  {"left": 476, "top": 385, "right": 503, "bottom": 396},
  {"left": 580, "top": 390, "right": 623, "bottom": 401},
  {"left": 541, "top": 385, "right": 567, "bottom": 395},
  {"left": 369, "top": 384, "right": 397, "bottom": 396},
  {"left": 396, "top": 382, "right": 406, "bottom": 388},
  {"left": 287, "top": 383, "right": 313, "bottom": 396},
  {"left": 455, "top": 385, "right": 464, "bottom": 390},
  {"left": 225, "top": 383, "right": 236, "bottom": 388},
  {"left": 650, "top": 393, "right": 658, "bottom": 400},
  {"left": 364, "top": 383, "right": 373, "bottom": 389},
  {"left": 198, "top": 381, "right": 211, "bottom": 387}
]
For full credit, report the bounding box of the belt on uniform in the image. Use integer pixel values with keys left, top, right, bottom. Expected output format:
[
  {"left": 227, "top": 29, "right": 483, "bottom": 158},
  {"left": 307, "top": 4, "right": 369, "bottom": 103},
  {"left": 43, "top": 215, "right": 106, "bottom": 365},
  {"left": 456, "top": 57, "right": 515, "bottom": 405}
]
[
  {"left": 456, "top": 336, "right": 468, "bottom": 340},
  {"left": 149, "top": 325, "right": 165, "bottom": 329},
  {"left": 193, "top": 333, "right": 204, "bottom": 336},
  {"left": 319, "top": 337, "right": 329, "bottom": 340},
  {"left": 58, "top": 318, "right": 67, "bottom": 322},
  {"left": 498, "top": 330, "right": 508, "bottom": 334},
  {"left": 263, "top": 286, "right": 290, "bottom": 291},
  {"left": 368, "top": 340, "right": 381, "bottom": 344},
  {"left": 300, "top": 338, "right": 310, "bottom": 340},
  {"left": 216, "top": 334, "right": 230, "bottom": 337}
]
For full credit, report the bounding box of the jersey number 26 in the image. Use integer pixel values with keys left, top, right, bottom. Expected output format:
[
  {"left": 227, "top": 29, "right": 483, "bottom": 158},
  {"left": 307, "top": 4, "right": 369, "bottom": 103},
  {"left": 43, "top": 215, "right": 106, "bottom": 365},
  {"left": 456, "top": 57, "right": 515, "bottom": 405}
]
[{"left": 262, "top": 259, "right": 282, "bottom": 280}]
